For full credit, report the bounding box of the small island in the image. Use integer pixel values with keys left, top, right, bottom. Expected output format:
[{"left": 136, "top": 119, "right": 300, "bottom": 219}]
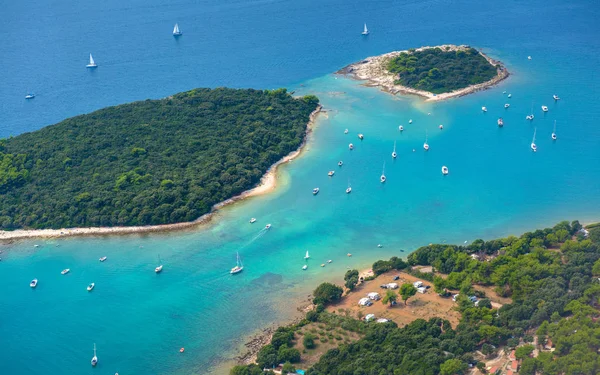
[
  {"left": 338, "top": 45, "right": 508, "bottom": 101},
  {"left": 0, "top": 88, "right": 319, "bottom": 232}
]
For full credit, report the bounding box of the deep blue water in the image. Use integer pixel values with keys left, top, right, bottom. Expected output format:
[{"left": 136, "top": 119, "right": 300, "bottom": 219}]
[{"left": 1, "top": 0, "right": 600, "bottom": 374}]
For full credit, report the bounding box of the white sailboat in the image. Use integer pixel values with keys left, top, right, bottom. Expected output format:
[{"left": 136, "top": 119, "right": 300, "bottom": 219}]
[
  {"left": 380, "top": 162, "right": 386, "bottom": 183},
  {"left": 155, "top": 254, "right": 163, "bottom": 273},
  {"left": 423, "top": 131, "right": 429, "bottom": 151},
  {"left": 304, "top": 250, "right": 310, "bottom": 260},
  {"left": 173, "top": 23, "right": 182, "bottom": 36},
  {"left": 86, "top": 54, "right": 97, "bottom": 68},
  {"left": 91, "top": 343, "right": 98, "bottom": 367},
  {"left": 552, "top": 120, "right": 557, "bottom": 140},
  {"left": 230, "top": 252, "right": 243, "bottom": 274},
  {"left": 392, "top": 141, "right": 397, "bottom": 158},
  {"left": 361, "top": 23, "right": 369, "bottom": 35},
  {"left": 531, "top": 128, "right": 537, "bottom": 152}
]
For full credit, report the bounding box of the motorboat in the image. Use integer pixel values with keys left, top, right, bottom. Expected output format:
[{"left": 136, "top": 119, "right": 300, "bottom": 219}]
[
  {"left": 439, "top": 124, "right": 443, "bottom": 130},
  {"left": 442, "top": 166, "right": 449, "bottom": 175},
  {"left": 481, "top": 106, "right": 487, "bottom": 112},
  {"left": 265, "top": 224, "right": 272, "bottom": 229},
  {"left": 380, "top": 162, "right": 386, "bottom": 183},
  {"left": 504, "top": 103, "right": 510, "bottom": 109},
  {"left": 87, "top": 283, "right": 95, "bottom": 292},
  {"left": 423, "top": 131, "right": 429, "bottom": 151},
  {"left": 61, "top": 269, "right": 70, "bottom": 275},
  {"left": 302, "top": 265, "right": 308, "bottom": 270},
  {"left": 391, "top": 141, "right": 397, "bottom": 158},
  {"left": 553, "top": 94, "right": 560, "bottom": 101},
  {"left": 344, "top": 129, "right": 348, "bottom": 134},
  {"left": 230, "top": 252, "right": 244, "bottom": 274},
  {"left": 99, "top": 256, "right": 107, "bottom": 262},
  {"left": 498, "top": 117, "right": 504, "bottom": 127},
  {"left": 30, "top": 279, "right": 38, "bottom": 288},
  {"left": 361, "top": 23, "right": 369, "bottom": 35},
  {"left": 551, "top": 120, "right": 557, "bottom": 140},
  {"left": 528, "top": 56, "right": 532, "bottom": 60},
  {"left": 312, "top": 188, "right": 319, "bottom": 195},
  {"left": 399, "top": 125, "right": 404, "bottom": 131},
  {"left": 541, "top": 105, "right": 548, "bottom": 112},
  {"left": 346, "top": 187, "right": 352, "bottom": 194},
  {"left": 358, "top": 133, "right": 364, "bottom": 140},
  {"left": 173, "top": 23, "right": 182, "bottom": 36},
  {"left": 249, "top": 218, "right": 257, "bottom": 223},
  {"left": 86, "top": 53, "right": 97, "bottom": 68},
  {"left": 327, "top": 260, "right": 332, "bottom": 263},
  {"left": 349, "top": 143, "right": 354, "bottom": 150},
  {"left": 328, "top": 170, "right": 335, "bottom": 176},
  {"left": 409, "top": 119, "right": 413, "bottom": 124},
  {"left": 508, "top": 94, "right": 512, "bottom": 98},
  {"left": 531, "top": 128, "right": 537, "bottom": 152},
  {"left": 304, "top": 250, "right": 310, "bottom": 259},
  {"left": 338, "top": 161, "right": 343, "bottom": 167},
  {"left": 25, "top": 93, "right": 35, "bottom": 99}
]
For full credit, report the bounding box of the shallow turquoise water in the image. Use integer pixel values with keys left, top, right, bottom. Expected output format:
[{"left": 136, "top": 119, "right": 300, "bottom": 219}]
[{"left": 2, "top": 0, "right": 600, "bottom": 374}]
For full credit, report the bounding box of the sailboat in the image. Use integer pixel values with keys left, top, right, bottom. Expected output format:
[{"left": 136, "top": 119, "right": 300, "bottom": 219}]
[
  {"left": 526, "top": 103, "right": 534, "bottom": 121},
  {"left": 392, "top": 141, "right": 397, "bottom": 158},
  {"left": 423, "top": 131, "right": 429, "bottom": 151},
  {"left": 155, "top": 255, "right": 163, "bottom": 273},
  {"left": 361, "top": 23, "right": 369, "bottom": 35},
  {"left": 380, "top": 162, "right": 386, "bottom": 183},
  {"left": 91, "top": 343, "right": 98, "bottom": 367},
  {"left": 531, "top": 128, "right": 537, "bottom": 152},
  {"left": 173, "top": 23, "right": 182, "bottom": 36},
  {"left": 304, "top": 250, "right": 310, "bottom": 260},
  {"left": 230, "top": 252, "right": 243, "bottom": 274},
  {"left": 552, "top": 120, "right": 557, "bottom": 140},
  {"left": 86, "top": 54, "right": 97, "bottom": 68}
]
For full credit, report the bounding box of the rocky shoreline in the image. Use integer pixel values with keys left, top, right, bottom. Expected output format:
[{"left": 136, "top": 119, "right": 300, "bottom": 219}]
[
  {"left": 0, "top": 106, "right": 323, "bottom": 242},
  {"left": 337, "top": 44, "right": 509, "bottom": 101},
  {"left": 235, "top": 298, "right": 315, "bottom": 365}
]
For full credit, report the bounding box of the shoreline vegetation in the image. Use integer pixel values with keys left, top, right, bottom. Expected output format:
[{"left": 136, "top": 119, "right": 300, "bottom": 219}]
[
  {"left": 0, "top": 101, "right": 322, "bottom": 241},
  {"left": 232, "top": 221, "right": 600, "bottom": 375},
  {"left": 337, "top": 44, "right": 509, "bottom": 101}
]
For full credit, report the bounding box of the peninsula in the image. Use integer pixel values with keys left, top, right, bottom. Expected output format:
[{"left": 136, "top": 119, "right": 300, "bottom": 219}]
[
  {"left": 0, "top": 88, "right": 319, "bottom": 235},
  {"left": 232, "top": 221, "right": 600, "bottom": 375},
  {"left": 338, "top": 45, "right": 509, "bottom": 101}
]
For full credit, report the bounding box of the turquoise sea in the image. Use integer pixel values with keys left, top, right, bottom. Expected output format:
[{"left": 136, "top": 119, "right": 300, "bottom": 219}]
[{"left": 1, "top": 0, "right": 600, "bottom": 374}]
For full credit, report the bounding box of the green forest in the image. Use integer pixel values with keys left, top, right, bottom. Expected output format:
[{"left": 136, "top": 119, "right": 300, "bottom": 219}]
[
  {"left": 232, "top": 222, "right": 600, "bottom": 375},
  {"left": 0, "top": 88, "right": 319, "bottom": 229},
  {"left": 386, "top": 47, "right": 498, "bottom": 94}
]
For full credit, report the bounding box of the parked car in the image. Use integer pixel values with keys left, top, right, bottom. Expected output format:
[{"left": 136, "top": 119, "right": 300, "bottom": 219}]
[
  {"left": 393, "top": 276, "right": 400, "bottom": 281},
  {"left": 380, "top": 284, "right": 389, "bottom": 289}
]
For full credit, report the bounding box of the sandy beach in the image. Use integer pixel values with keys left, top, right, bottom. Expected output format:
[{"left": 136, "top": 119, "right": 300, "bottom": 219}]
[
  {"left": 0, "top": 106, "right": 323, "bottom": 241},
  {"left": 337, "top": 44, "right": 509, "bottom": 101}
]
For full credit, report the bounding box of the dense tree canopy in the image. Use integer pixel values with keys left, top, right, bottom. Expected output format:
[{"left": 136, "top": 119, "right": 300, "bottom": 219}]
[
  {"left": 0, "top": 88, "right": 319, "bottom": 229},
  {"left": 387, "top": 47, "right": 498, "bottom": 94}
]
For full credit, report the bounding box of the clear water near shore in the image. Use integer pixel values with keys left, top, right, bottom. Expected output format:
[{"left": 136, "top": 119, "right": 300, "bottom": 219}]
[{"left": 2, "top": 0, "right": 600, "bottom": 374}]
